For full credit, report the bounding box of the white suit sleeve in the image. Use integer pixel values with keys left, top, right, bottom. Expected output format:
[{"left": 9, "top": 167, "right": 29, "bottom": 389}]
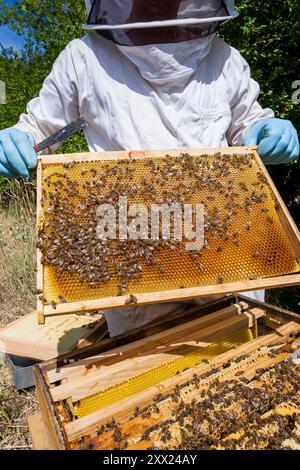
[
  {"left": 14, "top": 42, "right": 79, "bottom": 152},
  {"left": 226, "top": 47, "right": 274, "bottom": 146}
]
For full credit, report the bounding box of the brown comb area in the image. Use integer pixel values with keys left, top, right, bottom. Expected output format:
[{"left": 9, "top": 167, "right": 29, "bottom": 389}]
[{"left": 37, "top": 153, "right": 298, "bottom": 306}]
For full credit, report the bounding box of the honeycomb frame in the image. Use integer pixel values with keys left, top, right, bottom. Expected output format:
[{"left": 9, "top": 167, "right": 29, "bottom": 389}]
[
  {"left": 36, "top": 146, "right": 300, "bottom": 322},
  {"left": 32, "top": 297, "right": 300, "bottom": 450}
]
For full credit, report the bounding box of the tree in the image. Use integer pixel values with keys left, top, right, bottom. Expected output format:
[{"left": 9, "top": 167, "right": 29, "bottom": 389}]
[{"left": 0, "top": 0, "right": 87, "bottom": 154}]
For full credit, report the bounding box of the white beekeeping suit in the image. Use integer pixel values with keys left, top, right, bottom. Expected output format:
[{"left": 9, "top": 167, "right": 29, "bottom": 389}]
[{"left": 15, "top": 1, "right": 273, "bottom": 336}]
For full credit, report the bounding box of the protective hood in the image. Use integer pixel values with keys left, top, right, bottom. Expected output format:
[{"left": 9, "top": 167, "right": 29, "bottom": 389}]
[
  {"left": 117, "top": 35, "right": 216, "bottom": 86},
  {"left": 83, "top": 1, "right": 238, "bottom": 46}
]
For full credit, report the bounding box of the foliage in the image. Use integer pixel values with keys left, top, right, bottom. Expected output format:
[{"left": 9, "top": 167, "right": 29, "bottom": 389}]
[
  {"left": 222, "top": 0, "right": 300, "bottom": 227},
  {"left": 0, "top": 0, "right": 87, "bottom": 151},
  {"left": 0, "top": 0, "right": 299, "bottom": 311}
]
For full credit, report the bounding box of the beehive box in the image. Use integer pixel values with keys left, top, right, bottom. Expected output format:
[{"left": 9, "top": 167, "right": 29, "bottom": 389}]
[
  {"left": 36, "top": 146, "right": 300, "bottom": 322},
  {"left": 31, "top": 295, "right": 300, "bottom": 450}
]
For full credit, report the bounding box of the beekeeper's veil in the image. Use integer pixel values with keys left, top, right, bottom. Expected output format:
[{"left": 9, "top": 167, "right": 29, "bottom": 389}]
[{"left": 83, "top": 1, "right": 238, "bottom": 46}]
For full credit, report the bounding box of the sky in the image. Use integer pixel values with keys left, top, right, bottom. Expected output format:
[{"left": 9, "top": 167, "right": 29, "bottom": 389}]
[
  {"left": 0, "top": 0, "right": 25, "bottom": 52},
  {"left": 0, "top": 25, "right": 24, "bottom": 51}
]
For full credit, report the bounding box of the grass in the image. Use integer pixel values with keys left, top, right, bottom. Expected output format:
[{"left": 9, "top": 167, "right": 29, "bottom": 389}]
[
  {"left": 0, "top": 180, "right": 36, "bottom": 449},
  {"left": 0, "top": 366, "right": 38, "bottom": 450},
  {"left": 0, "top": 180, "right": 36, "bottom": 324}
]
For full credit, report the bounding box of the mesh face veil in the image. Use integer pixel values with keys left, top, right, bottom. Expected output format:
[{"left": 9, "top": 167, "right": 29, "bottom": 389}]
[{"left": 83, "top": 1, "right": 238, "bottom": 46}]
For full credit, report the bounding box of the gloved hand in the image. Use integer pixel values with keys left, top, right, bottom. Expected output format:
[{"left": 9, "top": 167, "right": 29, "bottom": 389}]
[
  {"left": 243, "top": 118, "right": 299, "bottom": 165},
  {"left": 0, "top": 128, "right": 37, "bottom": 178}
]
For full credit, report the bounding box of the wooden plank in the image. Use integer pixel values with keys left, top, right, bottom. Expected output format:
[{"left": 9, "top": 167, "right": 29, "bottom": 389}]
[
  {"left": 50, "top": 314, "right": 249, "bottom": 403},
  {"left": 252, "top": 149, "right": 300, "bottom": 262},
  {"left": 38, "top": 296, "right": 234, "bottom": 375},
  {"left": 243, "top": 352, "right": 288, "bottom": 380},
  {"left": 34, "top": 369, "right": 67, "bottom": 450},
  {"left": 39, "top": 146, "right": 256, "bottom": 166},
  {"left": 65, "top": 321, "right": 300, "bottom": 442},
  {"left": 28, "top": 413, "right": 58, "bottom": 450},
  {"left": 242, "top": 307, "right": 266, "bottom": 328},
  {"left": 76, "top": 320, "right": 108, "bottom": 349},
  {"left": 0, "top": 311, "right": 106, "bottom": 361},
  {"left": 238, "top": 294, "right": 300, "bottom": 325},
  {"left": 36, "top": 159, "right": 44, "bottom": 324},
  {"left": 42, "top": 274, "right": 300, "bottom": 317},
  {"left": 47, "top": 303, "right": 247, "bottom": 384}
]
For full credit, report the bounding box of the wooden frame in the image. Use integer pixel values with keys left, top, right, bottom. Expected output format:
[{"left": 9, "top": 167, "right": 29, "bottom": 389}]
[
  {"left": 36, "top": 146, "right": 300, "bottom": 322},
  {"left": 0, "top": 311, "right": 107, "bottom": 361},
  {"left": 32, "top": 295, "right": 300, "bottom": 450},
  {"left": 28, "top": 413, "right": 56, "bottom": 450}
]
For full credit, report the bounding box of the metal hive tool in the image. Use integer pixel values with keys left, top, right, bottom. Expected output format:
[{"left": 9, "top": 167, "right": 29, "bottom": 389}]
[{"left": 36, "top": 147, "right": 300, "bottom": 322}]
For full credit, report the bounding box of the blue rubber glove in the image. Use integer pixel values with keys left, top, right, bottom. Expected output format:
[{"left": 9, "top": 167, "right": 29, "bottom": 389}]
[
  {"left": 0, "top": 128, "right": 37, "bottom": 179},
  {"left": 243, "top": 118, "right": 299, "bottom": 165}
]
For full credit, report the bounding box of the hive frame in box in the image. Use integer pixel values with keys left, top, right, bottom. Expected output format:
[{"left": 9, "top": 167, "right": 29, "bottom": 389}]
[
  {"left": 31, "top": 295, "right": 300, "bottom": 450},
  {"left": 36, "top": 146, "right": 300, "bottom": 323}
]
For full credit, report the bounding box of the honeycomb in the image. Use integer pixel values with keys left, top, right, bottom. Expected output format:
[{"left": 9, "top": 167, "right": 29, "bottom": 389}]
[
  {"left": 37, "top": 150, "right": 299, "bottom": 310},
  {"left": 70, "top": 340, "right": 300, "bottom": 450}
]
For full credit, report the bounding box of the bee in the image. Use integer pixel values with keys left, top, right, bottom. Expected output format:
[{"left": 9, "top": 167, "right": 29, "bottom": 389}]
[
  {"left": 217, "top": 275, "right": 224, "bottom": 284},
  {"left": 216, "top": 246, "right": 224, "bottom": 254},
  {"left": 125, "top": 294, "right": 138, "bottom": 305},
  {"left": 252, "top": 250, "right": 260, "bottom": 259},
  {"left": 239, "top": 182, "right": 248, "bottom": 191},
  {"left": 63, "top": 161, "right": 76, "bottom": 169},
  {"left": 38, "top": 295, "right": 47, "bottom": 304},
  {"left": 197, "top": 263, "right": 205, "bottom": 271},
  {"left": 245, "top": 221, "right": 252, "bottom": 231},
  {"left": 51, "top": 301, "right": 57, "bottom": 310}
]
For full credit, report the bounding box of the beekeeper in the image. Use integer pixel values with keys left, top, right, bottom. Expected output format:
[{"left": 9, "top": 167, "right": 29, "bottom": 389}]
[{"left": 0, "top": 1, "right": 299, "bottom": 335}]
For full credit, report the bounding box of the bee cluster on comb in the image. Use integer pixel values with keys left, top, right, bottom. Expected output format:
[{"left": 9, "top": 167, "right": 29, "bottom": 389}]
[
  {"left": 72, "top": 342, "right": 300, "bottom": 451},
  {"left": 37, "top": 152, "right": 298, "bottom": 308}
]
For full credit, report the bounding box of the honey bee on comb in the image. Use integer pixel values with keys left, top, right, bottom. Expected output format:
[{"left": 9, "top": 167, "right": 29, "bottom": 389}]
[{"left": 125, "top": 294, "right": 138, "bottom": 305}]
